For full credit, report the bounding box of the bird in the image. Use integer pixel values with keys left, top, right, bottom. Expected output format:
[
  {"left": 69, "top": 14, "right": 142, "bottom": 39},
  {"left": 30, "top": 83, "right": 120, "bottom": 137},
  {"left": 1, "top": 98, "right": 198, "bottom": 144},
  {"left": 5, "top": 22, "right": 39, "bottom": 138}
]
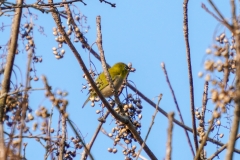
[{"left": 82, "top": 62, "right": 130, "bottom": 108}]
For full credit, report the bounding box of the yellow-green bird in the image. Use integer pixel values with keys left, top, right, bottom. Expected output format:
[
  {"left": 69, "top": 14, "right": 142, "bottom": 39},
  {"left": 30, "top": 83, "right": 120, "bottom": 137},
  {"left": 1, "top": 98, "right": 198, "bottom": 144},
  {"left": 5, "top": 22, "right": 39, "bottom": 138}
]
[{"left": 82, "top": 62, "right": 130, "bottom": 108}]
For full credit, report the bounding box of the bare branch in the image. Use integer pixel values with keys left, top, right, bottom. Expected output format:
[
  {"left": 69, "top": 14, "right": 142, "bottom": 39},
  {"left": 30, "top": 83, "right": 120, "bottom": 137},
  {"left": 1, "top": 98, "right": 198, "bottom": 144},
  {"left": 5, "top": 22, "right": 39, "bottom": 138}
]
[
  {"left": 208, "top": 0, "right": 234, "bottom": 32},
  {"left": 136, "top": 94, "right": 162, "bottom": 160},
  {"left": 0, "top": 0, "right": 23, "bottom": 158},
  {"left": 165, "top": 112, "right": 174, "bottom": 160},
  {"left": 183, "top": 0, "right": 198, "bottom": 151},
  {"left": 225, "top": 1, "right": 240, "bottom": 160},
  {"left": 81, "top": 111, "right": 110, "bottom": 160},
  {"left": 209, "top": 134, "right": 240, "bottom": 160},
  {"left": 161, "top": 62, "right": 195, "bottom": 156}
]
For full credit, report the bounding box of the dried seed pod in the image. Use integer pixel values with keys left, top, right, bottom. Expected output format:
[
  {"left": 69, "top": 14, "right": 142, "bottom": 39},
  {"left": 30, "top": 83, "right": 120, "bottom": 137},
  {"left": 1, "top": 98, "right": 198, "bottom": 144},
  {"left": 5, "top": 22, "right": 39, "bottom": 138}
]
[
  {"left": 108, "top": 148, "right": 113, "bottom": 153},
  {"left": 112, "top": 148, "right": 117, "bottom": 153},
  {"left": 96, "top": 110, "right": 101, "bottom": 114},
  {"left": 198, "top": 72, "right": 203, "bottom": 78},
  {"left": 28, "top": 113, "right": 34, "bottom": 120},
  {"left": 213, "top": 111, "right": 221, "bottom": 118},
  {"left": 138, "top": 114, "right": 142, "bottom": 119},
  {"left": 206, "top": 48, "right": 211, "bottom": 54},
  {"left": 219, "top": 133, "right": 224, "bottom": 138},
  {"left": 75, "top": 16, "right": 80, "bottom": 21},
  {"left": 216, "top": 120, "right": 221, "bottom": 126},
  {"left": 108, "top": 133, "right": 113, "bottom": 137},
  {"left": 205, "top": 74, "right": 211, "bottom": 81},
  {"left": 220, "top": 33, "right": 225, "bottom": 41},
  {"left": 211, "top": 90, "right": 218, "bottom": 102}
]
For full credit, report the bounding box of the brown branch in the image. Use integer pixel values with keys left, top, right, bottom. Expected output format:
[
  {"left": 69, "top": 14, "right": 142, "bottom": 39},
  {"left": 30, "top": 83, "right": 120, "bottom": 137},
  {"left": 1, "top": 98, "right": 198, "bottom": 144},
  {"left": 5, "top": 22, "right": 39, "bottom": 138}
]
[
  {"left": 165, "top": 112, "right": 174, "bottom": 160},
  {"left": 59, "top": 113, "right": 66, "bottom": 160},
  {"left": 209, "top": 134, "right": 240, "bottom": 160},
  {"left": 17, "top": 47, "right": 33, "bottom": 158},
  {"left": 201, "top": 3, "right": 222, "bottom": 22},
  {"left": 136, "top": 94, "right": 162, "bottom": 160},
  {"left": 161, "top": 62, "right": 195, "bottom": 156},
  {"left": 42, "top": 76, "right": 94, "bottom": 160},
  {"left": 0, "top": 0, "right": 87, "bottom": 11},
  {"left": 81, "top": 111, "right": 110, "bottom": 160},
  {"left": 200, "top": 81, "right": 208, "bottom": 159},
  {"left": 0, "top": 0, "right": 23, "bottom": 159},
  {"left": 183, "top": 0, "right": 198, "bottom": 151},
  {"left": 225, "top": 1, "right": 240, "bottom": 160},
  {"left": 195, "top": 116, "right": 214, "bottom": 160},
  {"left": 208, "top": 0, "right": 234, "bottom": 32}
]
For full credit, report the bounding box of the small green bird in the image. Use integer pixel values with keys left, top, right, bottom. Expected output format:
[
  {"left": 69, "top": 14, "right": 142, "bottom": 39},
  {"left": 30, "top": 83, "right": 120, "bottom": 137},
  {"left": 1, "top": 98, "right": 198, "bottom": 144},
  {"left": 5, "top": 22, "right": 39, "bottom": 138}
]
[{"left": 82, "top": 62, "right": 130, "bottom": 108}]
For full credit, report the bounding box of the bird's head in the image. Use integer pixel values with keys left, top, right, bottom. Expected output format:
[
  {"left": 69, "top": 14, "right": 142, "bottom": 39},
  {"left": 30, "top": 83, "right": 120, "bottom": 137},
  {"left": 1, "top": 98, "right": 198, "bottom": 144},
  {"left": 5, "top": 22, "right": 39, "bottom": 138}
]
[{"left": 112, "top": 62, "right": 130, "bottom": 78}]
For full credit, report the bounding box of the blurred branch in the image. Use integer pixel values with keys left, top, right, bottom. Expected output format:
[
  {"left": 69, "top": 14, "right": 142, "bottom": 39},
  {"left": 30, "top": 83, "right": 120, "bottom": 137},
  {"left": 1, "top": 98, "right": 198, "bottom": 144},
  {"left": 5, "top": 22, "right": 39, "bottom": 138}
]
[
  {"left": 0, "top": 0, "right": 23, "bottom": 159},
  {"left": 207, "top": 0, "right": 233, "bottom": 32},
  {"left": 0, "top": 88, "right": 45, "bottom": 99},
  {"left": 201, "top": 3, "right": 222, "bottom": 22},
  {"left": 225, "top": 1, "right": 240, "bottom": 160},
  {"left": 200, "top": 81, "right": 208, "bottom": 159},
  {"left": 183, "top": 0, "right": 198, "bottom": 151},
  {"left": 0, "top": 0, "right": 87, "bottom": 11},
  {"left": 81, "top": 111, "right": 110, "bottom": 160},
  {"left": 42, "top": 76, "right": 94, "bottom": 160},
  {"left": 161, "top": 62, "right": 195, "bottom": 156},
  {"left": 195, "top": 116, "right": 214, "bottom": 160},
  {"left": 17, "top": 47, "right": 33, "bottom": 158},
  {"left": 59, "top": 113, "right": 67, "bottom": 160},
  {"left": 208, "top": 134, "right": 240, "bottom": 160},
  {"left": 165, "top": 112, "right": 174, "bottom": 160}
]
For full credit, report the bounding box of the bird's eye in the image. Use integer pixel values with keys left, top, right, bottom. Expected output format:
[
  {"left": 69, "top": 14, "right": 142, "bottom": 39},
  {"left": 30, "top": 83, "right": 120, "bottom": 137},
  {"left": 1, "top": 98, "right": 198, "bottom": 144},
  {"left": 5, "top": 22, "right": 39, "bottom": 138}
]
[{"left": 125, "top": 65, "right": 129, "bottom": 70}]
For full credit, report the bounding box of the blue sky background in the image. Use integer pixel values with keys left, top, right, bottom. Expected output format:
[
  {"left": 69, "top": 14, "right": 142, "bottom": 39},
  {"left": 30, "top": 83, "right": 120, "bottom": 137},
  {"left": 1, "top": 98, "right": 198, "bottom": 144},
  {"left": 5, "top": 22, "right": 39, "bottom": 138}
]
[{"left": 0, "top": 0, "right": 240, "bottom": 159}]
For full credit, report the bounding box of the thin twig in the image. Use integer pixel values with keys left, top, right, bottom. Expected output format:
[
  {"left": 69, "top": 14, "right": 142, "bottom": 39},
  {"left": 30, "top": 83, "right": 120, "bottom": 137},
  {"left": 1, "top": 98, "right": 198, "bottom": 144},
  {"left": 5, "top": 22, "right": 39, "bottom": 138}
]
[
  {"left": 99, "top": 0, "right": 116, "bottom": 7},
  {"left": 0, "top": 0, "right": 87, "bottom": 11},
  {"left": 96, "top": 16, "right": 124, "bottom": 113},
  {"left": 225, "top": 1, "right": 240, "bottom": 160},
  {"left": 161, "top": 62, "right": 195, "bottom": 156},
  {"left": 165, "top": 112, "right": 174, "bottom": 160},
  {"left": 201, "top": 3, "right": 222, "bottom": 22},
  {"left": 59, "top": 113, "right": 66, "bottom": 160},
  {"left": 81, "top": 111, "right": 110, "bottom": 160},
  {"left": 200, "top": 81, "right": 208, "bottom": 159},
  {"left": 208, "top": 0, "right": 234, "bottom": 32},
  {"left": 18, "top": 47, "right": 33, "bottom": 158},
  {"left": 208, "top": 134, "right": 240, "bottom": 160},
  {"left": 136, "top": 94, "right": 162, "bottom": 160},
  {"left": 183, "top": 0, "right": 198, "bottom": 151},
  {"left": 195, "top": 116, "right": 215, "bottom": 160},
  {"left": 42, "top": 76, "right": 94, "bottom": 160},
  {"left": 0, "top": 88, "right": 45, "bottom": 99}
]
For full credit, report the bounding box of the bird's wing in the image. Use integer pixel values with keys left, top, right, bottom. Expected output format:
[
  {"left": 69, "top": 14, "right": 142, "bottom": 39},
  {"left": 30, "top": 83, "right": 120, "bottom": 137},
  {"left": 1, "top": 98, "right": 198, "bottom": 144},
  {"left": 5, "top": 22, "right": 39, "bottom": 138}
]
[{"left": 95, "top": 71, "right": 120, "bottom": 91}]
